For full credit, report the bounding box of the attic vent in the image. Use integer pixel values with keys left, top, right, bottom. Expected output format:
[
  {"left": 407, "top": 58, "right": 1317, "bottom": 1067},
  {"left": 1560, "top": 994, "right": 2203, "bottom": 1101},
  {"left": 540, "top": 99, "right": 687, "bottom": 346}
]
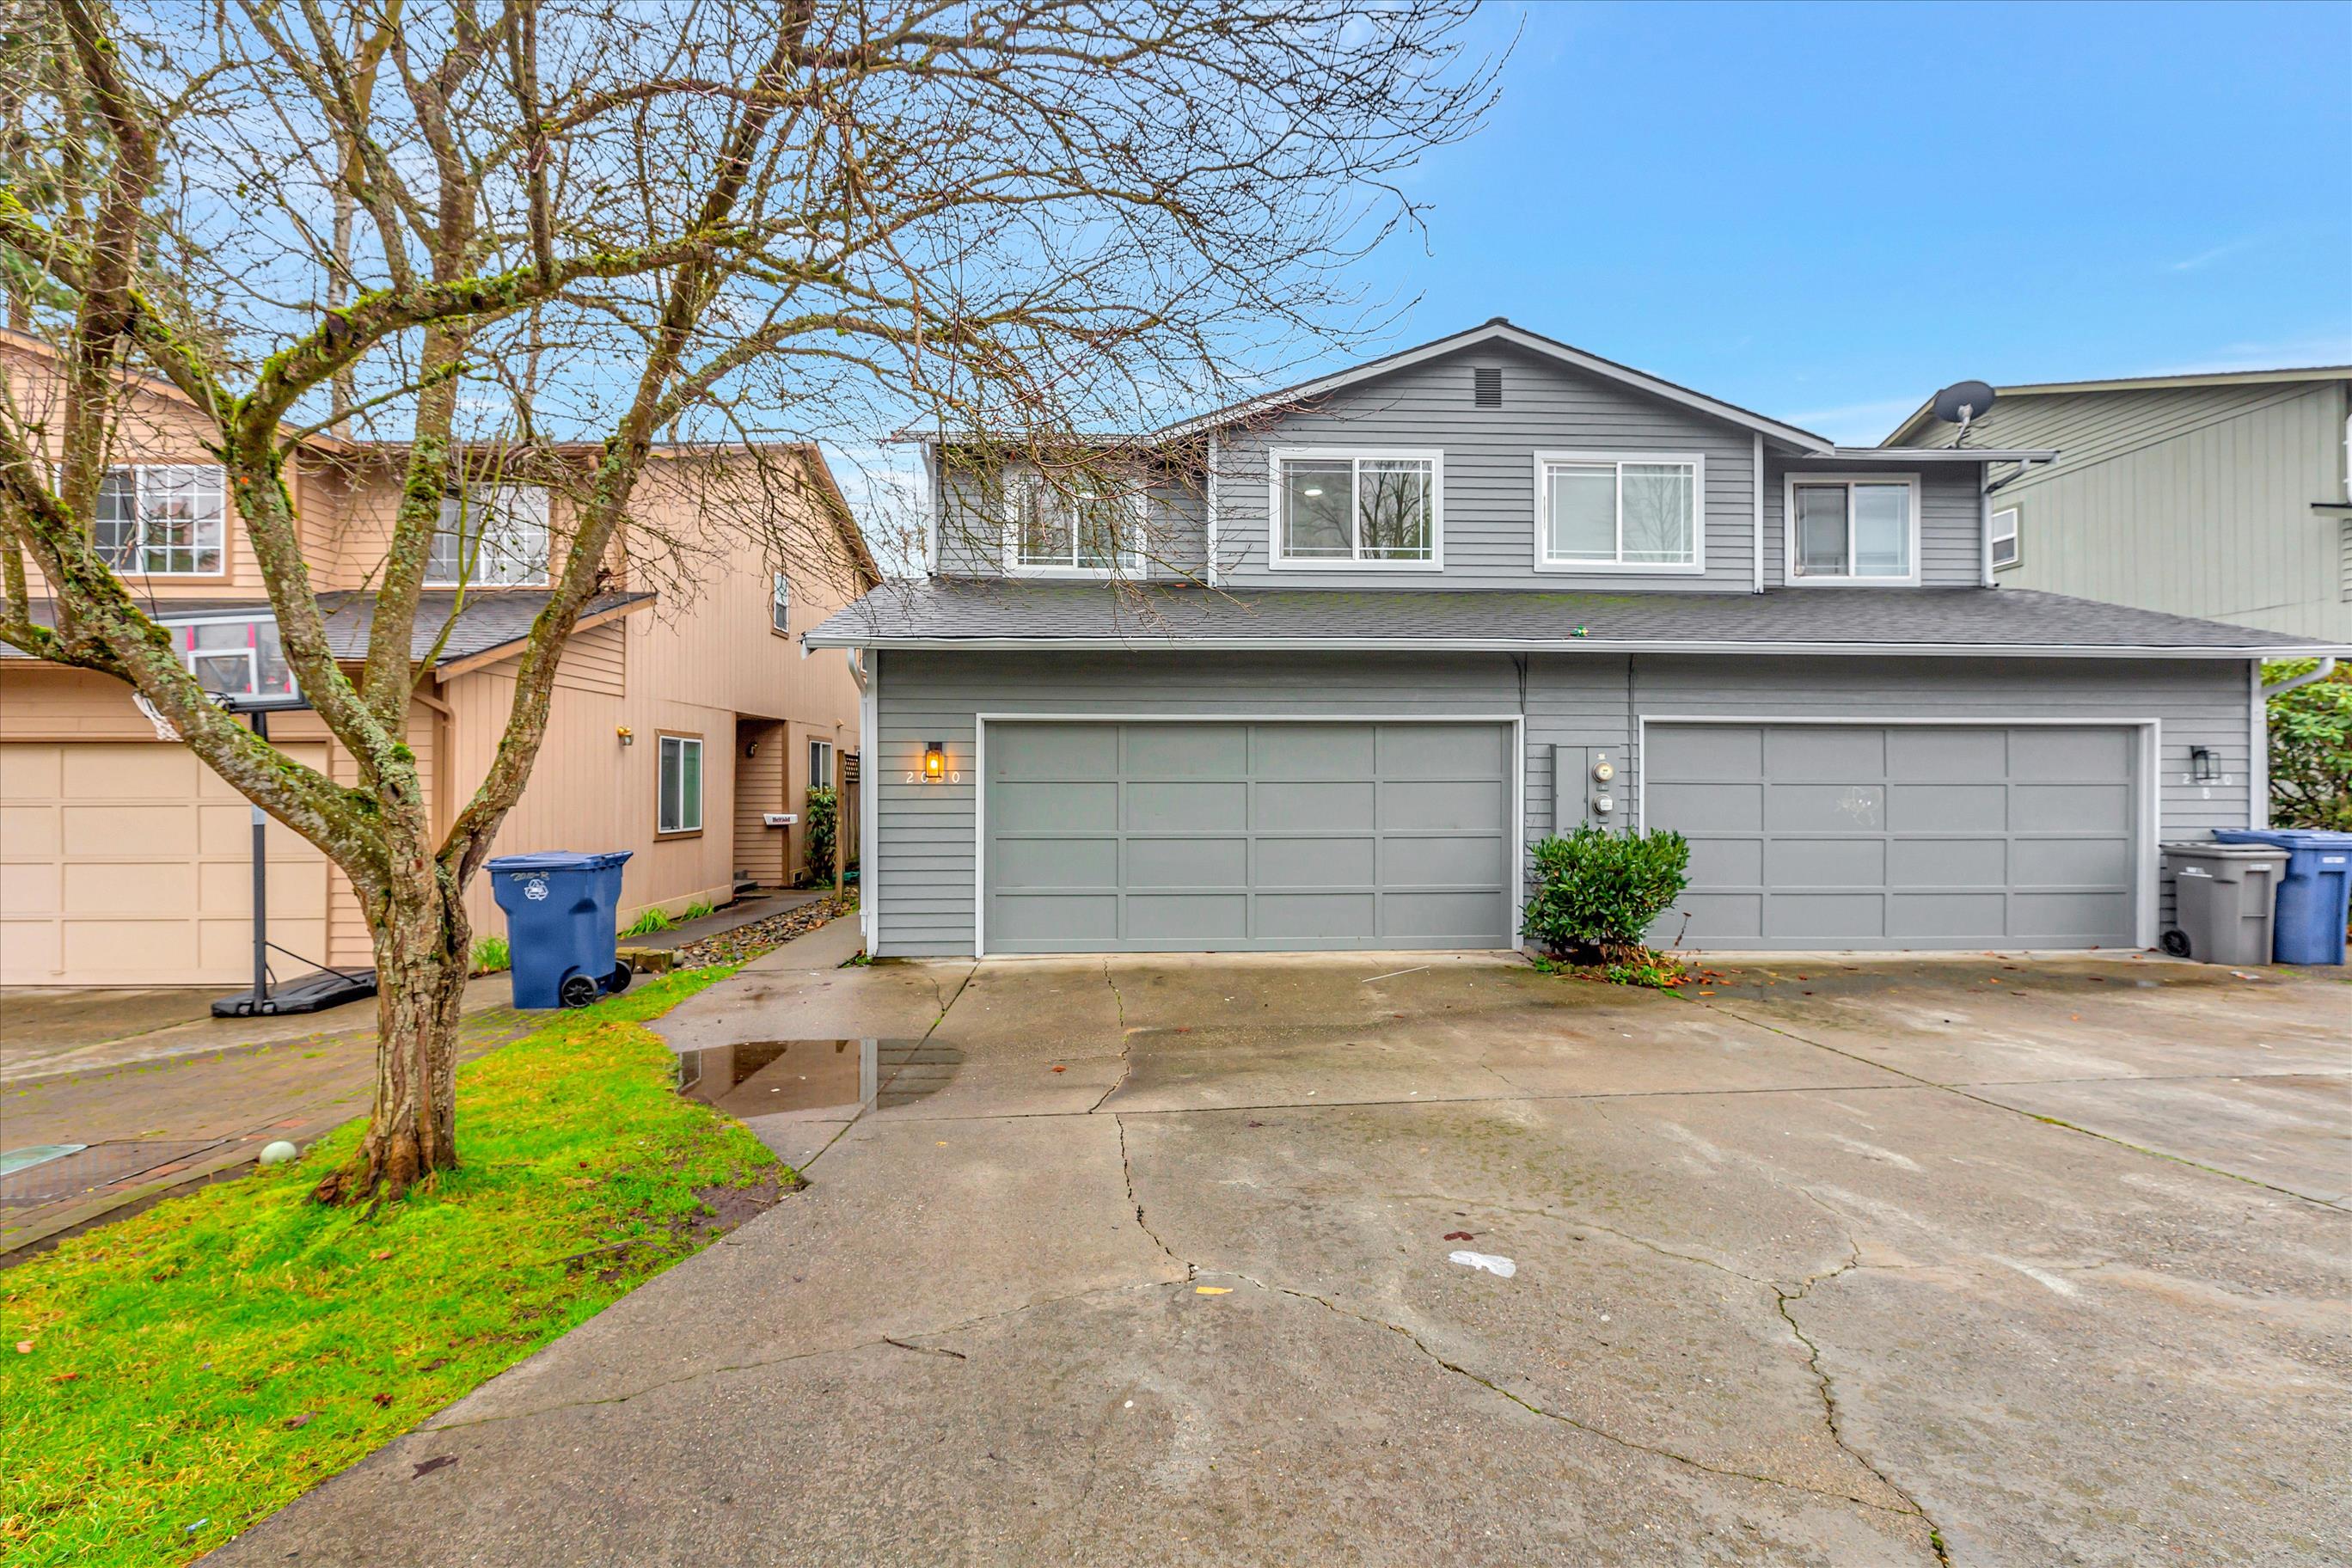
[{"left": 1473, "top": 366, "right": 1502, "bottom": 408}]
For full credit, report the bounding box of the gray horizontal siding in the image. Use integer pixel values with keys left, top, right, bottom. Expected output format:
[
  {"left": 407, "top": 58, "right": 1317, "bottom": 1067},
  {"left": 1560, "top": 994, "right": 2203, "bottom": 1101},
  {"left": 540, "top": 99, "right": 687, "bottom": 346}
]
[
  {"left": 1762, "top": 457, "right": 1985, "bottom": 589},
  {"left": 934, "top": 462, "right": 1210, "bottom": 582},
  {"left": 871, "top": 648, "right": 2258, "bottom": 955},
  {"left": 1210, "top": 341, "right": 1761, "bottom": 591}
]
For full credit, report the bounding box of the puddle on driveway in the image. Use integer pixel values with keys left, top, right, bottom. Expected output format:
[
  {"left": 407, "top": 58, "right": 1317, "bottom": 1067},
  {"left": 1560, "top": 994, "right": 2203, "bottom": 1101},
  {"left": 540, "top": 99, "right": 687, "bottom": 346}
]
[{"left": 671, "top": 1038, "right": 959, "bottom": 1122}]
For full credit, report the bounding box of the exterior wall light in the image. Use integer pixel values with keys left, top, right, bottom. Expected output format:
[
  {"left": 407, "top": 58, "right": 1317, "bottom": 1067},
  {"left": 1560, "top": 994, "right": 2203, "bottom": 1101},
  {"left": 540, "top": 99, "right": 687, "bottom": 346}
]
[
  {"left": 923, "top": 740, "right": 947, "bottom": 781},
  {"left": 616, "top": 726, "right": 634, "bottom": 746},
  {"left": 2190, "top": 745, "right": 2216, "bottom": 783}
]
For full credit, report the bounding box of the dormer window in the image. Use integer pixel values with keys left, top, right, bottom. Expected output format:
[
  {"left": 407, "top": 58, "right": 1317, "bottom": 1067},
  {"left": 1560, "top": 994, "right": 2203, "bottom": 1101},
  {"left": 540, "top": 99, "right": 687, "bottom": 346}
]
[
  {"left": 427, "top": 485, "right": 549, "bottom": 587},
  {"left": 95, "top": 464, "right": 225, "bottom": 576},
  {"left": 1786, "top": 475, "right": 1920, "bottom": 585},
  {"left": 1003, "top": 475, "right": 1143, "bottom": 576}
]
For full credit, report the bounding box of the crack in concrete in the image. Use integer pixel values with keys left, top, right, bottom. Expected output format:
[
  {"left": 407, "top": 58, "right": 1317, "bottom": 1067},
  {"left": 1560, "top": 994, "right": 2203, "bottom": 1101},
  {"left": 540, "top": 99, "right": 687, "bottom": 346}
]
[
  {"left": 1694, "top": 997, "right": 2345, "bottom": 1213},
  {"left": 1114, "top": 1112, "right": 1191, "bottom": 1276},
  {"left": 1773, "top": 1246, "right": 1953, "bottom": 1565},
  {"left": 1091, "top": 962, "right": 1136, "bottom": 1113}
]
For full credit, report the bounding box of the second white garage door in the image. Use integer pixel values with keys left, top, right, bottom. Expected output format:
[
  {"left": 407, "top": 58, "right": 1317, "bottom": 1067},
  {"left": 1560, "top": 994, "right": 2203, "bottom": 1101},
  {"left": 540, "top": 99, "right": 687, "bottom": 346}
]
[
  {"left": 983, "top": 720, "right": 1516, "bottom": 953},
  {"left": 1645, "top": 721, "right": 2142, "bottom": 951}
]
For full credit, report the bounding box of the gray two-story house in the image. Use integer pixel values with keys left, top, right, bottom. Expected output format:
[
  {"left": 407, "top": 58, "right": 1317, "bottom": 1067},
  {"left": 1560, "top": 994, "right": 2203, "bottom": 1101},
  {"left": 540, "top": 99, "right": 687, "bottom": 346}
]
[{"left": 810, "top": 321, "right": 2344, "bottom": 959}]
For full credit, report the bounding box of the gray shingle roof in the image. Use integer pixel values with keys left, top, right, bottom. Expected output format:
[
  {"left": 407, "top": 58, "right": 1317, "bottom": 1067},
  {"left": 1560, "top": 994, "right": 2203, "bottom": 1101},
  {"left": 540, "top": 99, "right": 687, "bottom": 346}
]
[
  {"left": 805, "top": 578, "right": 2342, "bottom": 658},
  {"left": 3, "top": 590, "right": 653, "bottom": 668}
]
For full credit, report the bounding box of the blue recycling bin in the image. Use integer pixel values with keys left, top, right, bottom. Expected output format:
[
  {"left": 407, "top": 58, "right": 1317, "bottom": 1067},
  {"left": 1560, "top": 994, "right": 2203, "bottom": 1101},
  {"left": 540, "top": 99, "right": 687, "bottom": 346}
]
[
  {"left": 487, "top": 851, "right": 635, "bottom": 1008},
  {"left": 2212, "top": 829, "right": 2352, "bottom": 965}
]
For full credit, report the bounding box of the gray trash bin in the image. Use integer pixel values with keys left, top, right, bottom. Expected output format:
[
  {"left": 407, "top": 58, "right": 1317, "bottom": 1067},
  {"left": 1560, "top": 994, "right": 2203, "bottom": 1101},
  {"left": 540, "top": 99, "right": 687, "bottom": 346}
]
[{"left": 2160, "top": 842, "right": 2289, "bottom": 965}]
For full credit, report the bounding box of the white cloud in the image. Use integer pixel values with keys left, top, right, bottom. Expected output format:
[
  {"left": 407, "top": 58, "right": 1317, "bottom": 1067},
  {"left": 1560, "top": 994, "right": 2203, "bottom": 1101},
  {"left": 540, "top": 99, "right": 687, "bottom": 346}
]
[
  {"left": 1781, "top": 395, "right": 1926, "bottom": 446},
  {"left": 2169, "top": 236, "right": 2262, "bottom": 273}
]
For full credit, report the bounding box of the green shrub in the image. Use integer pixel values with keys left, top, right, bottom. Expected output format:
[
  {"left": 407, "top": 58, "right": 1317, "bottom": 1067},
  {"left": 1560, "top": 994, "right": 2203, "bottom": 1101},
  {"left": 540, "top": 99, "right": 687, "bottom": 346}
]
[
  {"left": 680, "top": 898, "right": 716, "bottom": 922},
  {"left": 469, "top": 934, "right": 511, "bottom": 974},
  {"left": 805, "top": 785, "right": 838, "bottom": 880},
  {"left": 2265, "top": 658, "right": 2351, "bottom": 830},
  {"left": 1522, "top": 825, "right": 1691, "bottom": 964},
  {"left": 621, "top": 906, "right": 674, "bottom": 939}
]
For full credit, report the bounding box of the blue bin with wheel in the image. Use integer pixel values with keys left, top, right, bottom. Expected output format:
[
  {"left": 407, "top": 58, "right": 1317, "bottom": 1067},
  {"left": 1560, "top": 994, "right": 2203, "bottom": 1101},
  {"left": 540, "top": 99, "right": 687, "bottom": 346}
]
[
  {"left": 487, "top": 851, "right": 635, "bottom": 1008},
  {"left": 2212, "top": 829, "right": 2352, "bottom": 965}
]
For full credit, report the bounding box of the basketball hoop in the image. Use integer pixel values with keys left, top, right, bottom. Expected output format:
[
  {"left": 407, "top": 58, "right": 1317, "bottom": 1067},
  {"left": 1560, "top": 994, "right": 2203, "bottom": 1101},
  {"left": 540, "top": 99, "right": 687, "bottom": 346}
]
[{"left": 132, "top": 692, "right": 180, "bottom": 741}]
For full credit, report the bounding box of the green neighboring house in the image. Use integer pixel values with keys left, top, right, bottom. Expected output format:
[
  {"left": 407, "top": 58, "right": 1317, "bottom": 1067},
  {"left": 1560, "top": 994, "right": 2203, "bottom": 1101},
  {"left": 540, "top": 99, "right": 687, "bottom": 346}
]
[{"left": 1887, "top": 366, "right": 2352, "bottom": 643}]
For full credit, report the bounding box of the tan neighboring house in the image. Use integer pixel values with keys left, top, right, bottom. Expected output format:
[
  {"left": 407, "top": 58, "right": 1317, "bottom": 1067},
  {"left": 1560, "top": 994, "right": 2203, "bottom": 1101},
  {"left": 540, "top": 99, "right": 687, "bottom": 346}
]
[{"left": 0, "top": 331, "right": 879, "bottom": 988}]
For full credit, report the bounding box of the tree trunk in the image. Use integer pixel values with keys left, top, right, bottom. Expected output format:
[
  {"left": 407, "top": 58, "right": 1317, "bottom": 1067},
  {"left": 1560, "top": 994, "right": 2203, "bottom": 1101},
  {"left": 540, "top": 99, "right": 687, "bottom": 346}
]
[{"left": 315, "top": 875, "right": 472, "bottom": 1204}]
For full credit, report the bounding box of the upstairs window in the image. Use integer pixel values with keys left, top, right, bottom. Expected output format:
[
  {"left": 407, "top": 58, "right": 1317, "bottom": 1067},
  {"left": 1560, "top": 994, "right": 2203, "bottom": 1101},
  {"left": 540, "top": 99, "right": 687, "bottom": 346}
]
[
  {"left": 1537, "top": 452, "right": 1702, "bottom": 572},
  {"left": 772, "top": 571, "right": 792, "bottom": 634},
  {"left": 1991, "top": 506, "right": 2020, "bottom": 570},
  {"left": 1003, "top": 475, "right": 1143, "bottom": 574},
  {"left": 95, "top": 464, "right": 225, "bottom": 576},
  {"left": 427, "top": 485, "right": 548, "bottom": 587},
  {"left": 1787, "top": 475, "right": 1919, "bottom": 584},
  {"left": 1272, "top": 450, "right": 1440, "bottom": 567}
]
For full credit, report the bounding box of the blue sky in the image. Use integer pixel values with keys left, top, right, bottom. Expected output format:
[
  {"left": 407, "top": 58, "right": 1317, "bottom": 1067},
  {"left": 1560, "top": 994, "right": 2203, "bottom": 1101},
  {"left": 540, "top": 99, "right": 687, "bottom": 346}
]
[{"left": 1351, "top": 0, "right": 2352, "bottom": 443}]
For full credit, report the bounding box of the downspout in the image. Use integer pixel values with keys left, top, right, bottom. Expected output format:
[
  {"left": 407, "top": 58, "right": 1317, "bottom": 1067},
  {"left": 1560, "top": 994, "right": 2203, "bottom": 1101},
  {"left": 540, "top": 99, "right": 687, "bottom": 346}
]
[
  {"left": 1750, "top": 433, "right": 1764, "bottom": 593},
  {"left": 2256, "top": 658, "right": 2335, "bottom": 831},
  {"left": 850, "top": 646, "right": 877, "bottom": 953},
  {"left": 2262, "top": 656, "right": 2336, "bottom": 698},
  {"left": 1981, "top": 456, "right": 2052, "bottom": 585}
]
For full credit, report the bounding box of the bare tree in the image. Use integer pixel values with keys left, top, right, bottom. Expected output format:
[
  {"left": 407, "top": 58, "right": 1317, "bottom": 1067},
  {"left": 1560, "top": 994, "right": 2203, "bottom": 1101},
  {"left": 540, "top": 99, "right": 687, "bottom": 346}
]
[{"left": 0, "top": 0, "right": 1498, "bottom": 1203}]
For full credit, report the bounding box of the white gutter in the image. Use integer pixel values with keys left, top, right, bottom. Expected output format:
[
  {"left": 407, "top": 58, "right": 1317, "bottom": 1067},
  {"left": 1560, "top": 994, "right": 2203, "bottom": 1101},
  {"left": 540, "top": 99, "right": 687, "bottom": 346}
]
[
  {"left": 805, "top": 634, "right": 2343, "bottom": 661},
  {"left": 2262, "top": 655, "right": 2337, "bottom": 696}
]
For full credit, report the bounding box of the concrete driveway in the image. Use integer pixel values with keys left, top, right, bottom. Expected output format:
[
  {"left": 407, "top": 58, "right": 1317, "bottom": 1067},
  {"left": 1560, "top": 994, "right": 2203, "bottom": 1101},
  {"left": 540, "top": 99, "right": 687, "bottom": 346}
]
[{"left": 214, "top": 949, "right": 2348, "bottom": 1566}]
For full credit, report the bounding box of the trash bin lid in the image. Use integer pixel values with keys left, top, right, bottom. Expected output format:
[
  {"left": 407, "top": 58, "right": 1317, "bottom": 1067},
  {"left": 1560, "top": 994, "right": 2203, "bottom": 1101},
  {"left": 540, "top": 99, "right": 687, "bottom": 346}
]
[
  {"left": 2161, "top": 842, "right": 2289, "bottom": 859},
  {"left": 487, "top": 850, "right": 635, "bottom": 873},
  {"left": 2212, "top": 828, "right": 2352, "bottom": 849}
]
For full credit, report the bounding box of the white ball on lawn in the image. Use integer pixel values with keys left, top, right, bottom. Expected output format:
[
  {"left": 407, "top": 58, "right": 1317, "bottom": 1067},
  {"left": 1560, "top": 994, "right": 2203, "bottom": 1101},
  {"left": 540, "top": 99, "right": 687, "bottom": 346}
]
[{"left": 259, "top": 1141, "right": 299, "bottom": 1167}]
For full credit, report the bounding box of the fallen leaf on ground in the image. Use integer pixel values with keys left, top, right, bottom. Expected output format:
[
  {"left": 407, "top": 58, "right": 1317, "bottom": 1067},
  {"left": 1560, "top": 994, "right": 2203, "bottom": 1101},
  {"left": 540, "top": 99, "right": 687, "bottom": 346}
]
[
  {"left": 1443, "top": 1231, "right": 1475, "bottom": 1241},
  {"left": 412, "top": 1456, "right": 457, "bottom": 1479},
  {"left": 371, "top": 1250, "right": 392, "bottom": 1261},
  {"left": 1194, "top": 1286, "right": 1232, "bottom": 1295},
  {"left": 285, "top": 1412, "right": 315, "bottom": 1430},
  {"left": 14, "top": 1341, "right": 30, "bottom": 1354},
  {"left": 371, "top": 1392, "right": 393, "bottom": 1408},
  {"left": 1050, "top": 1064, "right": 1066, "bottom": 1073}
]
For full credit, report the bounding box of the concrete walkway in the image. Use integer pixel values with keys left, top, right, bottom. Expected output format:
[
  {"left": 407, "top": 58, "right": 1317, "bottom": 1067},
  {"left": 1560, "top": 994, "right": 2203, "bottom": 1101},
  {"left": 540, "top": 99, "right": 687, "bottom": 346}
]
[{"left": 212, "top": 950, "right": 2349, "bottom": 1566}]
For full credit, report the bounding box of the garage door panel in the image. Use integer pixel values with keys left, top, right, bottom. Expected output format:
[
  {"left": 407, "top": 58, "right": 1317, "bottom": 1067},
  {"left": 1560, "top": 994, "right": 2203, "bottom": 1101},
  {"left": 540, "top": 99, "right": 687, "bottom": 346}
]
[
  {"left": 1128, "top": 781, "right": 1247, "bottom": 832},
  {"left": 65, "top": 744, "right": 192, "bottom": 793},
  {"left": 0, "top": 861, "right": 58, "bottom": 910},
  {"left": 993, "top": 780, "right": 1115, "bottom": 833},
  {"left": 1767, "top": 727, "right": 1884, "bottom": 776},
  {"left": 1886, "top": 728, "right": 2006, "bottom": 778},
  {"left": 64, "top": 917, "right": 199, "bottom": 975},
  {"left": 2, "top": 803, "right": 60, "bottom": 854},
  {"left": 1383, "top": 891, "right": 1507, "bottom": 940},
  {"left": 1254, "top": 836, "right": 1375, "bottom": 888},
  {"left": 67, "top": 860, "right": 197, "bottom": 914},
  {"left": 985, "top": 720, "right": 1510, "bottom": 953},
  {"left": 1384, "top": 834, "right": 1508, "bottom": 887},
  {"left": 1381, "top": 724, "right": 1506, "bottom": 777},
  {"left": 1254, "top": 891, "right": 1377, "bottom": 942},
  {"left": 1124, "top": 836, "right": 1247, "bottom": 889},
  {"left": 1887, "top": 837, "right": 2007, "bottom": 887},
  {"left": 0, "top": 919, "right": 61, "bottom": 979},
  {"left": 1253, "top": 724, "right": 1375, "bottom": 779},
  {"left": 1890, "top": 892, "right": 2008, "bottom": 938},
  {"left": 1684, "top": 836, "right": 1762, "bottom": 885},
  {"left": 202, "top": 916, "right": 327, "bottom": 972},
  {"left": 1648, "top": 722, "right": 2137, "bottom": 951},
  {"left": 1381, "top": 779, "right": 1507, "bottom": 832},
  {"left": 2013, "top": 784, "right": 2129, "bottom": 832},
  {"left": 1125, "top": 724, "right": 1246, "bottom": 777},
  {"left": 995, "top": 726, "right": 1118, "bottom": 779},
  {"left": 1767, "top": 783, "right": 1883, "bottom": 832},
  {"left": 0, "top": 746, "right": 60, "bottom": 793},
  {"left": 1254, "top": 781, "right": 1374, "bottom": 832},
  {"left": 1887, "top": 783, "right": 2006, "bottom": 833},
  {"left": 1763, "top": 836, "right": 1884, "bottom": 887},
  {"left": 995, "top": 836, "right": 1118, "bottom": 890},
  {"left": 1651, "top": 781, "right": 1761, "bottom": 830},
  {"left": 2010, "top": 728, "right": 2130, "bottom": 781},
  {"left": 1126, "top": 892, "right": 1251, "bottom": 941},
  {"left": 196, "top": 859, "right": 327, "bottom": 916}
]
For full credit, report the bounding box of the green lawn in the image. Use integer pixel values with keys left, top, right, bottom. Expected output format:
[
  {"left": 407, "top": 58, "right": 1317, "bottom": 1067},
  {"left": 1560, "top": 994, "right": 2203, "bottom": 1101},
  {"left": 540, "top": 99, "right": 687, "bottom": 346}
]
[{"left": 1, "top": 967, "right": 784, "bottom": 1567}]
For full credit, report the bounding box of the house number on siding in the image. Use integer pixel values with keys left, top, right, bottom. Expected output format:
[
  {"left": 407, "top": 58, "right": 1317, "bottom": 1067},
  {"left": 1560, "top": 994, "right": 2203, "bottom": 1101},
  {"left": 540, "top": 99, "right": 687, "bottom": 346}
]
[{"left": 906, "top": 770, "right": 963, "bottom": 784}]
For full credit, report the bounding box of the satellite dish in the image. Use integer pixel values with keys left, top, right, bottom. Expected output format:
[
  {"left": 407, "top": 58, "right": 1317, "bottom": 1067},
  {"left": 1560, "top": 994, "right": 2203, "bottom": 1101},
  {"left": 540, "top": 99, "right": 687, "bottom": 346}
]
[{"left": 1932, "top": 379, "right": 1997, "bottom": 429}]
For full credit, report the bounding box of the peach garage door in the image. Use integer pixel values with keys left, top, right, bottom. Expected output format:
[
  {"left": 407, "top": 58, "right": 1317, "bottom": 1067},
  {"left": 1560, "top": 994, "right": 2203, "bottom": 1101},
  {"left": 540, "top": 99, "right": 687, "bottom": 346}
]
[{"left": 0, "top": 741, "right": 333, "bottom": 986}]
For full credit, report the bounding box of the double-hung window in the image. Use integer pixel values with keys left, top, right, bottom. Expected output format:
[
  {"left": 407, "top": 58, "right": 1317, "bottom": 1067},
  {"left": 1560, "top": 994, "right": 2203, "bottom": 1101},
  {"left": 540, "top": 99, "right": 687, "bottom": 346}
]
[
  {"left": 95, "top": 464, "right": 226, "bottom": 576},
  {"left": 772, "top": 571, "right": 792, "bottom": 634},
  {"left": 1271, "top": 450, "right": 1439, "bottom": 567},
  {"left": 427, "top": 485, "right": 549, "bottom": 587},
  {"left": 809, "top": 738, "right": 834, "bottom": 790},
  {"left": 1004, "top": 475, "right": 1143, "bottom": 575},
  {"left": 1535, "top": 452, "right": 1703, "bottom": 573},
  {"left": 1990, "top": 506, "right": 2020, "bottom": 570},
  {"left": 658, "top": 734, "right": 703, "bottom": 835},
  {"left": 1786, "top": 475, "right": 1919, "bottom": 584}
]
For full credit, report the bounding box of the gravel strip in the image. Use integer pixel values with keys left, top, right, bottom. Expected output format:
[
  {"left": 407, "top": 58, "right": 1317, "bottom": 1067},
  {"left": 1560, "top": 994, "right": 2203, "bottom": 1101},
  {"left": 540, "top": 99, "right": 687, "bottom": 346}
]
[{"left": 669, "top": 894, "right": 858, "bottom": 970}]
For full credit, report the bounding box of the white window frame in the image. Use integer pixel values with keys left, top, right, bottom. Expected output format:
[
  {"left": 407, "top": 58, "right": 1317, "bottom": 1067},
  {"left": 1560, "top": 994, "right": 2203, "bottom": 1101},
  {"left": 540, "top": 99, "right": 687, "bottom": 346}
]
[
  {"left": 771, "top": 571, "right": 792, "bottom": 634},
  {"left": 657, "top": 733, "right": 704, "bottom": 836},
  {"left": 1782, "top": 472, "right": 1922, "bottom": 587},
  {"left": 1266, "top": 447, "right": 1445, "bottom": 572},
  {"left": 809, "top": 737, "right": 834, "bottom": 791},
  {"left": 426, "top": 484, "right": 549, "bottom": 588},
  {"left": 1530, "top": 450, "right": 1706, "bottom": 575},
  {"left": 1001, "top": 473, "right": 1147, "bottom": 578},
  {"left": 1991, "top": 505, "right": 2020, "bottom": 570},
  {"left": 95, "top": 463, "right": 228, "bottom": 578}
]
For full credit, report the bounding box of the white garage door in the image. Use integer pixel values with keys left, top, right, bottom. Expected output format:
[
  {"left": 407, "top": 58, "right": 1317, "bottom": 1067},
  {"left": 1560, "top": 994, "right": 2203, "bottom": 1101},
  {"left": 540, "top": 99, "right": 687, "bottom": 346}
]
[
  {"left": 0, "top": 741, "right": 332, "bottom": 985},
  {"left": 1645, "top": 722, "right": 2141, "bottom": 951}
]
